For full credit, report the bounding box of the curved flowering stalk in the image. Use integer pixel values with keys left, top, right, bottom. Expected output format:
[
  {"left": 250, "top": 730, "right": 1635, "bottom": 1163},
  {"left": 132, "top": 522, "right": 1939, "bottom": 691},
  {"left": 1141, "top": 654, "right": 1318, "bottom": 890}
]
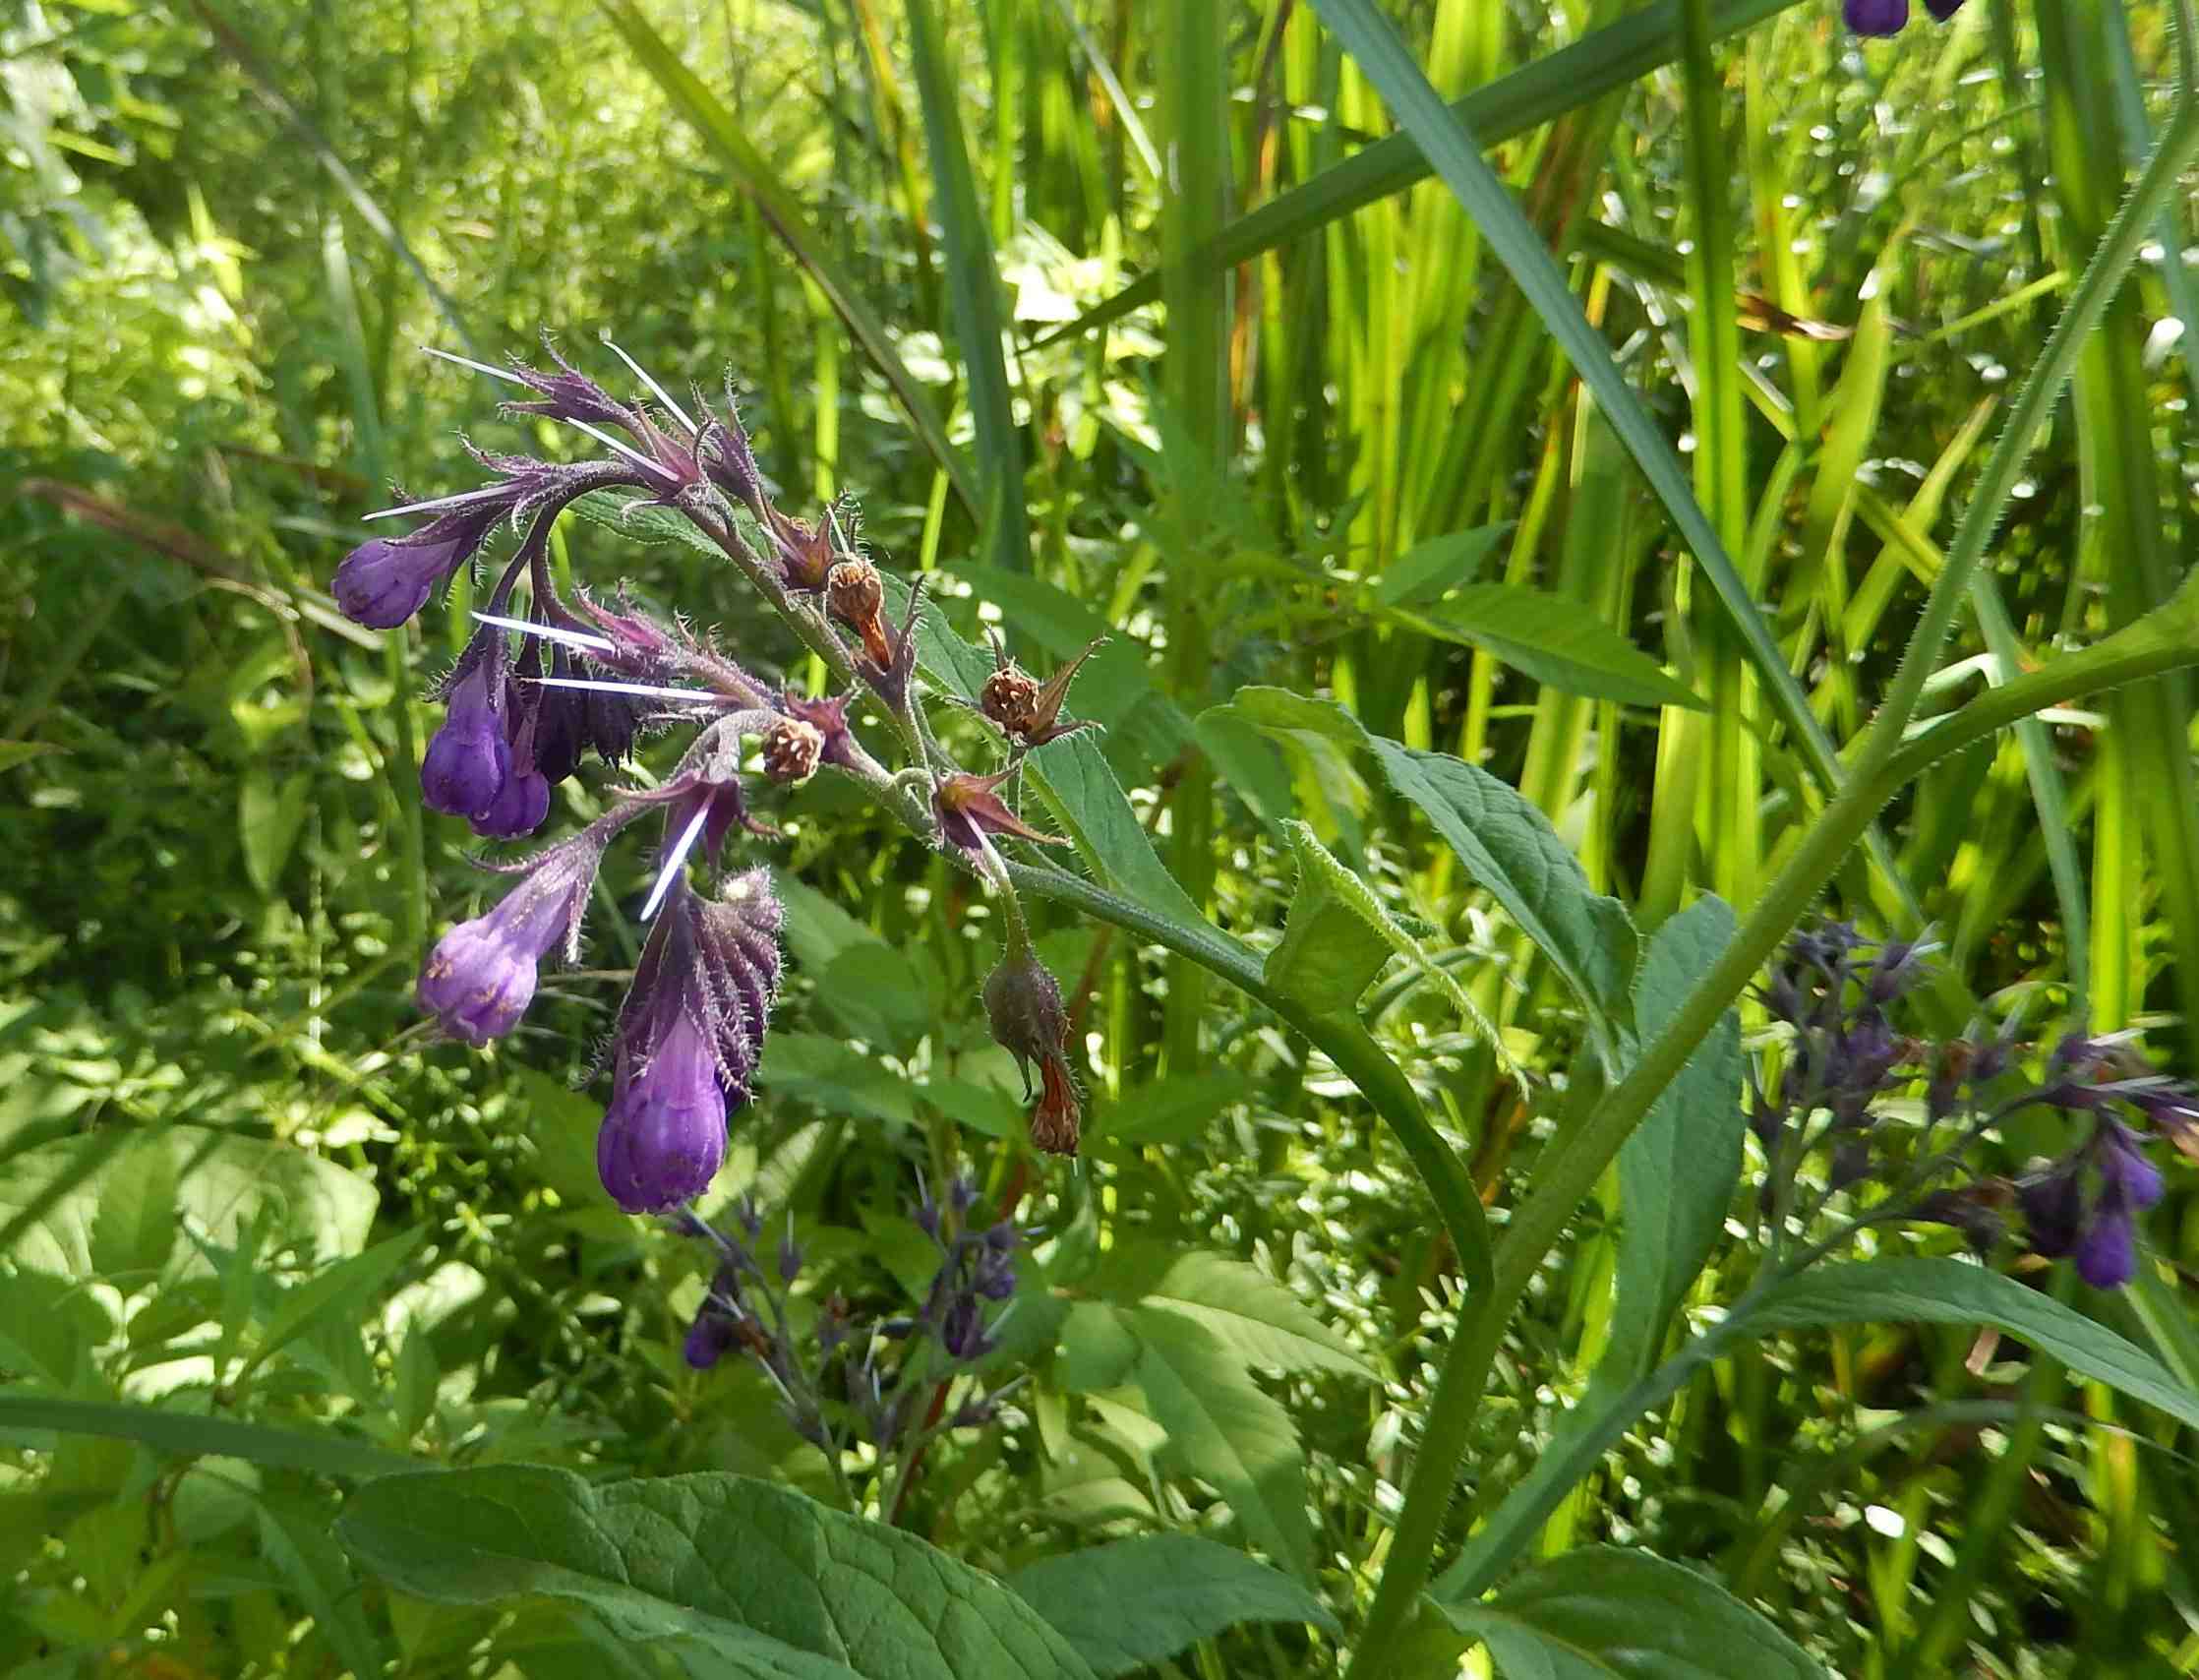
[
  {"left": 674, "top": 1178, "right": 1024, "bottom": 1516},
  {"left": 339, "top": 338, "right": 1107, "bottom": 1207},
  {"left": 1744, "top": 925, "right": 2193, "bottom": 1291}
]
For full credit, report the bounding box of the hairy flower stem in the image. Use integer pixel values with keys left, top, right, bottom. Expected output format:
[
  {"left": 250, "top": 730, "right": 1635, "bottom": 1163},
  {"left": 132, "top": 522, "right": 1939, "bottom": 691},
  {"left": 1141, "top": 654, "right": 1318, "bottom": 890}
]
[{"left": 1340, "top": 27, "right": 2199, "bottom": 1676}]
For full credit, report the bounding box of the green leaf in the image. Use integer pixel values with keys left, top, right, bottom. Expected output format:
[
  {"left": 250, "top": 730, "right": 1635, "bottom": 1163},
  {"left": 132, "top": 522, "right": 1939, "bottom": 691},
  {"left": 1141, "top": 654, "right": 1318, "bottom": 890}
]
[
  {"left": 1125, "top": 1308, "right": 1316, "bottom": 1584},
  {"left": 245, "top": 1226, "right": 429, "bottom": 1380},
  {"left": 0, "top": 1126, "right": 377, "bottom": 1283},
  {"left": 0, "top": 1395, "right": 420, "bottom": 1479},
  {"left": 1265, "top": 821, "right": 1397, "bottom": 1013},
  {"left": 1100, "top": 1069, "right": 1254, "bottom": 1148},
  {"left": 89, "top": 1135, "right": 178, "bottom": 1283},
  {"left": 1749, "top": 1259, "right": 2199, "bottom": 1429},
  {"left": 1110, "top": 1247, "right": 1372, "bottom": 1380},
  {"left": 1371, "top": 526, "right": 1508, "bottom": 607},
  {"left": 1436, "top": 1254, "right": 2199, "bottom": 1604},
  {"left": 0, "top": 740, "right": 62, "bottom": 772},
  {"left": 1057, "top": 1300, "right": 1143, "bottom": 1393},
  {"left": 1602, "top": 896, "right": 1744, "bottom": 1383},
  {"left": 756, "top": 1034, "right": 917, "bottom": 1129},
  {"left": 337, "top": 1466, "right": 1100, "bottom": 1680},
  {"left": 1007, "top": 1534, "right": 1339, "bottom": 1677},
  {"left": 1431, "top": 1546, "right": 1826, "bottom": 1680},
  {"left": 591, "top": 0, "right": 979, "bottom": 517},
  {"left": 238, "top": 767, "right": 312, "bottom": 896},
  {"left": 1224, "top": 690, "right": 1637, "bottom": 1050},
  {"left": 1388, "top": 585, "right": 1704, "bottom": 710},
  {"left": 259, "top": 1492, "right": 396, "bottom": 1680}
]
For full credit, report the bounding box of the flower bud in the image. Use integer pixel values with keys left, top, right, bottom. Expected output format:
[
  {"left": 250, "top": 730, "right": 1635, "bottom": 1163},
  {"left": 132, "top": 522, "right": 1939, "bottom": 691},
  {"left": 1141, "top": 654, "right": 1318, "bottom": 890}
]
[
  {"left": 333, "top": 536, "right": 456, "bottom": 629},
  {"left": 415, "top": 820, "right": 617, "bottom": 1043},
  {"left": 597, "top": 1012, "right": 728, "bottom": 1214},
  {"left": 422, "top": 651, "right": 512, "bottom": 820}
]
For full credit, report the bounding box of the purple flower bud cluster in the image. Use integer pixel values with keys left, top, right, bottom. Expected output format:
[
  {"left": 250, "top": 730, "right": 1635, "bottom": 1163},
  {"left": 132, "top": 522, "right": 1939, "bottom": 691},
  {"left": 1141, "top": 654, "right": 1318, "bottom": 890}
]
[
  {"left": 345, "top": 338, "right": 1106, "bottom": 1210},
  {"left": 1753, "top": 924, "right": 2191, "bottom": 1290},
  {"left": 676, "top": 1179, "right": 1024, "bottom": 1470}
]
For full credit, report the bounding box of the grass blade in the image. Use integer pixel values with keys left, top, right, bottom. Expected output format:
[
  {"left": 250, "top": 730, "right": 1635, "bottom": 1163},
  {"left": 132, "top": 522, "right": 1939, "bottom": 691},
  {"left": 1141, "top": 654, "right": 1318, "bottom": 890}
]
[{"left": 905, "top": 0, "right": 1031, "bottom": 574}]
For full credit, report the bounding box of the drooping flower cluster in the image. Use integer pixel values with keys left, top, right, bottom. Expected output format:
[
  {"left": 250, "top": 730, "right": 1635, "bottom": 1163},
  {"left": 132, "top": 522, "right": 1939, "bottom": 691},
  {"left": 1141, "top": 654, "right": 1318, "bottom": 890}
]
[
  {"left": 677, "top": 1177, "right": 1024, "bottom": 1472},
  {"left": 1844, "top": 0, "right": 1963, "bottom": 35},
  {"left": 339, "top": 338, "right": 1100, "bottom": 1208},
  {"left": 1752, "top": 923, "right": 2191, "bottom": 1289}
]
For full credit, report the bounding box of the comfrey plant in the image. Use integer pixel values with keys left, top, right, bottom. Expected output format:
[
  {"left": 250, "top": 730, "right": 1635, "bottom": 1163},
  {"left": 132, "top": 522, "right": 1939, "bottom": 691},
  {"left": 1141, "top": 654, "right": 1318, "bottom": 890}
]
[
  {"left": 338, "top": 340, "right": 1094, "bottom": 1213},
  {"left": 1749, "top": 924, "right": 2194, "bottom": 1290},
  {"left": 674, "top": 1178, "right": 1025, "bottom": 1512},
  {"left": 328, "top": 90, "right": 2199, "bottom": 1659}
]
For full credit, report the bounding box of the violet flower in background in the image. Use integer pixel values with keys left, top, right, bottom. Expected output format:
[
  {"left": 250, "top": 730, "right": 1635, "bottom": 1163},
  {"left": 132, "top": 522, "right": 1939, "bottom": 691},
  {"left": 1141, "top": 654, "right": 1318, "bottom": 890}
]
[
  {"left": 1754, "top": 923, "right": 2190, "bottom": 1290},
  {"left": 675, "top": 1178, "right": 1025, "bottom": 1483},
  {"left": 1844, "top": 0, "right": 1962, "bottom": 34}
]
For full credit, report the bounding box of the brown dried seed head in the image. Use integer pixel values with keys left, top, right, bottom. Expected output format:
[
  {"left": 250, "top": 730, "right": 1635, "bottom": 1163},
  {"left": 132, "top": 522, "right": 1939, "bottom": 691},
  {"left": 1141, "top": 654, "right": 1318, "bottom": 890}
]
[
  {"left": 760, "top": 717, "right": 823, "bottom": 784},
  {"left": 981, "top": 665, "right": 1041, "bottom": 736},
  {"left": 826, "top": 561, "right": 893, "bottom": 667}
]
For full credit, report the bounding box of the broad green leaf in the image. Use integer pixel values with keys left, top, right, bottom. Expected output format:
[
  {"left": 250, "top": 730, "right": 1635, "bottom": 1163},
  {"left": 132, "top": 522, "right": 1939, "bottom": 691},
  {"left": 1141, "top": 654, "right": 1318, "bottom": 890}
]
[
  {"left": 592, "top": 0, "right": 978, "bottom": 516},
  {"left": 1125, "top": 1308, "right": 1316, "bottom": 1583},
  {"left": 1388, "top": 585, "right": 1704, "bottom": 710},
  {"left": 1194, "top": 705, "right": 1295, "bottom": 832},
  {"left": 1438, "top": 1254, "right": 2199, "bottom": 1603},
  {"left": 1371, "top": 526, "right": 1508, "bottom": 607},
  {"left": 89, "top": 1135, "right": 178, "bottom": 1283},
  {"left": 0, "top": 1269, "right": 110, "bottom": 1388},
  {"left": 0, "top": 1126, "right": 377, "bottom": 1283},
  {"left": 244, "top": 1226, "right": 429, "bottom": 1380},
  {"left": 1007, "top": 1534, "right": 1339, "bottom": 1677},
  {"left": 1113, "top": 1247, "right": 1372, "bottom": 1380},
  {"left": 1058, "top": 1300, "right": 1143, "bottom": 1393},
  {"left": 756, "top": 1034, "right": 918, "bottom": 1128},
  {"left": 1265, "top": 822, "right": 1396, "bottom": 1013},
  {"left": 337, "top": 1466, "right": 1100, "bottom": 1680},
  {"left": 1100, "top": 1069, "right": 1254, "bottom": 1147},
  {"left": 0, "top": 740, "right": 62, "bottom": 772},
  {"left": 815, "top": 943, "right": 930, "bottom": 1051},
  {"left": 1431, "top": 1546, "right": 1826, "bottom": 1680},
  {"left": 1602, "top": 896, "right": 1744, "bottom": 1383},
  {"left": 1026, "top": 732, "right": 1214, "bottom": 935},
  {"left": 1225, "top": 690, "right": 1637, "bottom": 1049},
  {"left": 0, "top": 1395, "right": 420, "bottom": 1479},
  {"left": 1748, "top": 1259, "right": 2199, "bottom": 1428}
]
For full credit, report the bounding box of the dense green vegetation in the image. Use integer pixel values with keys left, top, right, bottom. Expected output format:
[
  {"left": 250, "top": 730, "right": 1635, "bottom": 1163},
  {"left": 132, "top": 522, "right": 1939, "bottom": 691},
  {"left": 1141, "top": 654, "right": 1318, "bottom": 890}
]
[{"left": 9, "top": 0, "right": 2199, "bottom": 1674}]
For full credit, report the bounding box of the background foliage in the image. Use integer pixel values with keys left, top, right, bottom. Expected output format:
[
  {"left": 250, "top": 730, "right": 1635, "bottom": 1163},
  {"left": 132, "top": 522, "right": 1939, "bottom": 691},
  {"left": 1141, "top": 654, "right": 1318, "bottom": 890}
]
[{"left": 5, "top": 0, "right": 2199, "bottom": 1674}]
